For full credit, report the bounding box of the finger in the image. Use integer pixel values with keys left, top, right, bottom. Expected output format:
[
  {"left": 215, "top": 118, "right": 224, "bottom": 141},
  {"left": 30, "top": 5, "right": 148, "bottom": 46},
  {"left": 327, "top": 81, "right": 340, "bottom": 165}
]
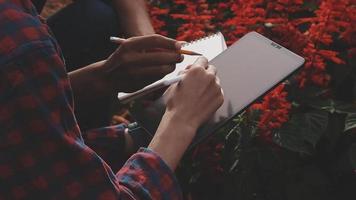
[
  {"left": 122, "top": 52, "right": 183, "bottom": 67},
  {"left": 178, "top": 69, "right": 187, "bottom": 75},
  {"left": 178, "top": 64, "right": 193, "bottom": 75},
  {"left": 177, "top": 41, "right": 188, "bottom": 48},
  {"left": 127, "top": 65, "right": 175, "bottom": 77},
  {"left": 179, "top": 62, "right": 210, "bottom": 75},
  {"left": 110, "top": 36, "right": 126, "bottom": 44},
  {"left": 178, "top": 41, "right": 188, "bottom": 45},
  {"left": 191, "top": 56, "right": 208, "bottom": 69},
  {"left": 206, "top": 64, "right": 217, "bottom": 75},
  {"left": 184, "top": 64, "right": 193, "bottom": 70},
  {"left": 124, "top": 34, "right": 180, "bottom": 51}
]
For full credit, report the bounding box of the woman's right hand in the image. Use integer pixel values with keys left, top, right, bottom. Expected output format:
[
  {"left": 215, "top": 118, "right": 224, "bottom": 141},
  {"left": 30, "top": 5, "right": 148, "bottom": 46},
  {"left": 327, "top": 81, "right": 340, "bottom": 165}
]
[
  {"left": 164, "top": 57, "right": 224, "bottom": 132},
  {"left": 148, "top": 57, "right": 224, "bottom": 170}
]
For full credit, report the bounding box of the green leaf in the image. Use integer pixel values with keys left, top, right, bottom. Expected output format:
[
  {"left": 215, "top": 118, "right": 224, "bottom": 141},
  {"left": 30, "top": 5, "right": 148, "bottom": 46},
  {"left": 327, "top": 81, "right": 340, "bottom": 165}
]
[
  {"left": 303, "top": 111, "right": 329, "bottom": 145},
  {"left": 308, "top": 99, "right": 356, "bottom": 114},
  {"left": 344, "top": 113, "right": 356, "bottom": 132},
  {"left": 334, "top": 103, "right": 356, "bottom": 114},
  {"left": 273, "top": 110, "right": 329, "bottom": 155}
]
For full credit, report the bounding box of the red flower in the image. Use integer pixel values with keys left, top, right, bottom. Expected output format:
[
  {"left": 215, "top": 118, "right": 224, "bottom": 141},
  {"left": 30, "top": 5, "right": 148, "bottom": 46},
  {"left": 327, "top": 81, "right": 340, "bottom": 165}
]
[
  {"left": 149, "top": 0, "right": 354, "bottom": 167},
  {"left": 251, "top": 84, "right": 292, "bottom": 143}
]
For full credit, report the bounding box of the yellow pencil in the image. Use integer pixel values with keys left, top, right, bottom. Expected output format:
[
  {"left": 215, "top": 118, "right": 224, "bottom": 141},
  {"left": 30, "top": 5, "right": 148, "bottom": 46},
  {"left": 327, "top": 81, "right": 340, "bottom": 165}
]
[{"left": 178, "top": 49, "right": 202, "bottom": 56}]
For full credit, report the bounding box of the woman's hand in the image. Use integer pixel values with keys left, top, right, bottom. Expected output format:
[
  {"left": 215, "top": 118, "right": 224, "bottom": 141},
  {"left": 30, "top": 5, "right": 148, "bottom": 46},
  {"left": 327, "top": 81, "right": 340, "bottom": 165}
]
[
  {"left": 164, "top": 57, "right": 224, "bottom": 131},
  {"left": 148, "top": 57, "right": 224, "bottom": 170},
  {"left": 103, "top": 34, "right": 184, "bottom": 92},
  {"left": 68, "top": 34, "right": 183, "bottom": 131}
]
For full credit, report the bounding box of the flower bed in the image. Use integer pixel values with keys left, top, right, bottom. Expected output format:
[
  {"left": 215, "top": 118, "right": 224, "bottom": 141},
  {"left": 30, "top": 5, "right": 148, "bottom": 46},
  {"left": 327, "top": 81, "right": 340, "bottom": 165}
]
[{"left": 149, "top": 0, "right": 356, "bottom": 199}]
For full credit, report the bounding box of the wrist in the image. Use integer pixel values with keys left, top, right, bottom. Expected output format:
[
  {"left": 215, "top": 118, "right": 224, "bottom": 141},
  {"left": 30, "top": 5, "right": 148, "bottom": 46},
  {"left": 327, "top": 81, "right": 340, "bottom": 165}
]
[
  {"left": 165, "top": 108, "right": 201, "bottom": 133},
  {"left": 92, "top": 60, "right": 115, "bottom": 96},
  {"left": 68, "top": 60, "right": 112, "bottom": 102},
  {"left": 125, "top": 27, "right": 155, "bottom": 37},
  {"left": 162, "top": 110, "right": 198, "bottom": 140},
  {"left": 148, "top": 110, "right": 197, "bottom": 170},
  {"left": 98, "top": 59, "right": 127, "bottom": 95}
]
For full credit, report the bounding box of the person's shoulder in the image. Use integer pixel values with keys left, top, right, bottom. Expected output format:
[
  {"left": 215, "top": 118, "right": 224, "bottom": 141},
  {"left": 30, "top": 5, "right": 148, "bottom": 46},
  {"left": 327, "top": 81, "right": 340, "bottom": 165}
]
[{"left": 0, "top": 0, "right": 52, "bottom": 57}]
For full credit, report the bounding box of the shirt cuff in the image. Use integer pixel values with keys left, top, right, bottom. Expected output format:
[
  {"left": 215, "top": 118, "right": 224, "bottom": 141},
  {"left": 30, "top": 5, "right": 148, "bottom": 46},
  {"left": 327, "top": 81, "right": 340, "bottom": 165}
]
[{"left": 116, "top": 147, "right": 183, "bottom": 200}]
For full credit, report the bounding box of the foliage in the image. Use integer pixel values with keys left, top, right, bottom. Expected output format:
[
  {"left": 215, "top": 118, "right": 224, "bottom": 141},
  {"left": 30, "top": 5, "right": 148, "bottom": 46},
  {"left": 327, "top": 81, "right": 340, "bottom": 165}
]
[{"left": 149, "top": 0, "right": 356, "bottom": 199}]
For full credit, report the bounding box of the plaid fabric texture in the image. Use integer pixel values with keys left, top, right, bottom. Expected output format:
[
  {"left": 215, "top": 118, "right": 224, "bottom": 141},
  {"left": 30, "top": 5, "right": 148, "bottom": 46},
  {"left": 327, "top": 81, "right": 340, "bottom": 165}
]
[{"left": 0, "top": 0, "right": 182, "bottom": 199}]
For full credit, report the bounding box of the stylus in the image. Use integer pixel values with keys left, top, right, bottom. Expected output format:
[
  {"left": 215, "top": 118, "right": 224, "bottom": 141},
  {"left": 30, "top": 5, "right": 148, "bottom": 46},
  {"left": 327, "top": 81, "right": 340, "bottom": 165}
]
[{"left": 118, "top": 75, "right": 185, "bottom": 104}]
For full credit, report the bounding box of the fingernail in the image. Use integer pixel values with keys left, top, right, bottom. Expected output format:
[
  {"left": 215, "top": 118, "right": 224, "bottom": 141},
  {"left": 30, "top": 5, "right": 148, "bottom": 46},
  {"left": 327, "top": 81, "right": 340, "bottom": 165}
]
[
  {"left": 175, "top": 42, "right": 182, "bottom": 50},
  {"left": 179, "top": 54, "right": 184, "bottom": 61}
]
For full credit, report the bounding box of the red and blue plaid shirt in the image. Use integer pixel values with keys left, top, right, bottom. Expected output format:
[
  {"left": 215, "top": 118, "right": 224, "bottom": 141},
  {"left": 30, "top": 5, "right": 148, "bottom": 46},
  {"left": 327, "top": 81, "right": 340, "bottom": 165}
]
[{"left": 0, "top": 0, "right": 182, "bottom": 199}]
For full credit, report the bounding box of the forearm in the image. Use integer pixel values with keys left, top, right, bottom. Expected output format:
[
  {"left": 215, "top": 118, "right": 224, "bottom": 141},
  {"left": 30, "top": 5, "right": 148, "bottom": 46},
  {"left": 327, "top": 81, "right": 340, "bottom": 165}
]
[
  {"left": 113, "top": 0, "right": 155, "bottom": 36},
  {"left": 148, "top": 110, "right": 197, "bottom": 170},
  {"left": 68, "top": 60, "right": 112, "bottom": 112}
]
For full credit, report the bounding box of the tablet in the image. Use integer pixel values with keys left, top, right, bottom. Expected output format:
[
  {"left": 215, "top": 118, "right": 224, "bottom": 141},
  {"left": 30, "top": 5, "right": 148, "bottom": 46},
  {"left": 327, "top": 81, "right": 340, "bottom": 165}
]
[{"left": 129, "top": 32, "right": 305, "bottom": 147}]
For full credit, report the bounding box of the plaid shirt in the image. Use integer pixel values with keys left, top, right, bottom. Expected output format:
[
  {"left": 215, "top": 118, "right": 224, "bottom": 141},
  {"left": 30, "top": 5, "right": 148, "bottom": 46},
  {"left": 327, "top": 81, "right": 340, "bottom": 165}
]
[{"left": 0, "top": 1, "right": 182, "bottom": 199}]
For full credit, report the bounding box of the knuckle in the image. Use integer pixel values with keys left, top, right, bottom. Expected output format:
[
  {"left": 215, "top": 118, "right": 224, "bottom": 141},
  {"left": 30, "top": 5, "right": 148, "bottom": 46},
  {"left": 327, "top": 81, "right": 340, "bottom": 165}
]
[
  {"left": 206, "top": 73, "right": 216, "bottom": 82},
  {"left": 189, "top": 67, "right": 204, "bottom": 75},
  {"left": 191, "top": 63, "right": 205, "bottom": 72},
  {"left": 197, "top": 66, "right": 206, "bottom": 73}
]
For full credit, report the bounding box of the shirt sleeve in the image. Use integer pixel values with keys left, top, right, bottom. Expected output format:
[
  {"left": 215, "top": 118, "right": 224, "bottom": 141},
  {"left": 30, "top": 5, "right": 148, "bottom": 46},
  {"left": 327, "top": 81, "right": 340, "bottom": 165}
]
[
  {"left": 118, "top": 148, "right": 183, "bottom": 200},
  {"left": 0, "top": 14, "right": 182, "bottom": 198}
]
